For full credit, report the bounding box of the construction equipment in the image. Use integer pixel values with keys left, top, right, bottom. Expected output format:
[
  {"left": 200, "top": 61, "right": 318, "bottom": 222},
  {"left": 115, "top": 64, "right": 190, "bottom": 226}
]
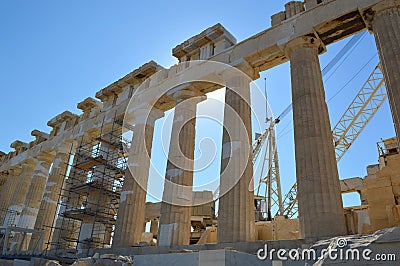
[
  {"left": 254, "top": 118, "right": 284, "bottom": 220},
  {"left": 280, "top": 63, "right": 387, "bottom": 217}
]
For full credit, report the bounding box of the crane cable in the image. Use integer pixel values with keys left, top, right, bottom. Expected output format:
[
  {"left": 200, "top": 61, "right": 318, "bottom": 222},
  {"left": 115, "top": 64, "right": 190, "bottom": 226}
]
[{"left": 275, "top": 32, "right": 367, "bottom": 123}]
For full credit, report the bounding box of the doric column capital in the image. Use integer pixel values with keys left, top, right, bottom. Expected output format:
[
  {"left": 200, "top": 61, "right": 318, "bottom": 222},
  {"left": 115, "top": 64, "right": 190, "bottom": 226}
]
[
  {"left": 168, "top": 86, "right": 207, "bottom": 105},
  {"left": 373, "top": 0, "right": 400, "bottom": 15},
  {"left": 21, "top": 158, "right": 38, "bottom": 171},
  {"left": 36, "top": 152, "right": 55, "bottom": 165},
  {"left": 55, "top": 140, "right": 77, "bottom": 155},
  {"left": 7, "top": 167, "right": 22, "bottom": 177},
  {"left": 0, "top": 171, "right": 8, "bottom": 185},
  {"left": 126, "top": 103, "right": 164, "bottom": 126},
  {"left": 282, "top": 35, "right": 325, "bottom": 57},
  {"left": 173, "top": 88, "right": 202, "bottom": 102},
  {"left": 363, "top": 0, "right": 400, "bottom": 31}
]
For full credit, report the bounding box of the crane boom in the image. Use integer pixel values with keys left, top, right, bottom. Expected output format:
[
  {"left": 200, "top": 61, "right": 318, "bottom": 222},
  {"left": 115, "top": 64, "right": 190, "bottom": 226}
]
[{"left": 333, "top": 64, "right": 387, "bottom": 160}]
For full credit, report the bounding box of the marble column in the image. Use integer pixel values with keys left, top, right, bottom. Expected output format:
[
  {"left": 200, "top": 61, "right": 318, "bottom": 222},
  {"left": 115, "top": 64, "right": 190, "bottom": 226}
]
[
  {"left": 0, "top": 171, "right": 6, "bottom": 190},
  {"left": 29, "top": 143, "right": 72, "bottom": 251},
  {"left": 113, "top": 106, "right": 163, "bottom": 247},
  {"left": 77, "top": 140, "right": 115, "bottom": 250},
  {"left": 51, "top": 134, "right": 96, "bottom": 249},
  {"left": 217, "top": 76, "right": 255, "bottom": 243},
  {"left": 150, "top": 218, "right": 159, "bottom": 237},
  {"left": 285, "top": 36, "right": 346, "bottom": 238},
  {"left": 370, "top": 1, "right": 400, "bottom": 145},
  {"left": 3, "top": 159, "right": 37, "bottom": 227},
  {"left": 158, "top": 90, "right": 205, "bottom": 246},
  {"left": 17, "top": 152, "right": 54, "bottom": 250},
  {"left": 0, "top": 168, "right": 21, "bottom": 224}
]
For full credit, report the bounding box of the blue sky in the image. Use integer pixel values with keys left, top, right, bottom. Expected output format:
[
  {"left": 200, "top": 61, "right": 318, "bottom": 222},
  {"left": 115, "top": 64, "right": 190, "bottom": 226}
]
[{"left": 0, "top": 1, "right": 395, "bottom": 210}]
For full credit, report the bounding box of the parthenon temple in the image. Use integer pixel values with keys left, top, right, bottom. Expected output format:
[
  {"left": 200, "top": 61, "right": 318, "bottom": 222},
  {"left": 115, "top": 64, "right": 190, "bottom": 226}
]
[{"left": 1, "top": 0, "right": 400, "bottom": 265}]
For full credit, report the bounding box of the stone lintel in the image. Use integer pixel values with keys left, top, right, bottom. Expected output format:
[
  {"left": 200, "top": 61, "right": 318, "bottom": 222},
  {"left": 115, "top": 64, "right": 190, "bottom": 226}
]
[
  {"left": 340, "top": 177, "right": 366, "bottom": 193},
  {"left": 77, "top": 97, "right": 102, "bottom": 113},
  {"left": 172, "top": 23, "right": 237, "bottom": 59}
]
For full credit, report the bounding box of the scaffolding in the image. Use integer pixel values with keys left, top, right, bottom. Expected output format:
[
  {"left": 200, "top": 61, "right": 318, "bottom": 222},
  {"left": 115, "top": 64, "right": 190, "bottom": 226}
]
[{"left": 47, "top": 117, "right": 131, "bottom": 256}]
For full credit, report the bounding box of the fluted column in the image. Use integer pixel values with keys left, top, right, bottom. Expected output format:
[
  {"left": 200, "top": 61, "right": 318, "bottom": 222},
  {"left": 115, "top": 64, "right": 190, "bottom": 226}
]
[
  {"left": 285, "top": 36, "right": 346, "bottom": 238},
  {"left": 113, "top": 106, "right": 164, "bottom": 247},
  {"left": 0, "top": 171, "right": 6, "bottom": 190},
  {"left": 370, "top": 1, "right": 400, "bottom": 145},
  {"left": 0, "top": 168, "right": 21, "bottom": 224},
  {"left": 17, "top": 153, "right": 54, "bottom": 250},
  {"left": 150, "top": 218, "right": 159, "bottom": 237},
  {"left": 3, "top": 159, "right": 38, "bottom": 227},
  {"left": 158, "top": 89, "right": 205, "bottom": 246},
  {"left": 218, "top": 76, "right": 255, "bottom": 243},
  {"left": 52, "top": 136, "right": 95, "bottom": 249},
  {"left": 18, "top": 153, "right": 54, "bottom": 229},
  {"left": 29, "top": 143, "right": 72, "bottom": 251}
]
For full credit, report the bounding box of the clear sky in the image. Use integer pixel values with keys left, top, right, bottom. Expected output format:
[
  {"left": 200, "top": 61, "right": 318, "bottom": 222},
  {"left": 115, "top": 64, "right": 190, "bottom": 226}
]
[{"left": 0, "top": 1, "right": 395, "bottom": 211}]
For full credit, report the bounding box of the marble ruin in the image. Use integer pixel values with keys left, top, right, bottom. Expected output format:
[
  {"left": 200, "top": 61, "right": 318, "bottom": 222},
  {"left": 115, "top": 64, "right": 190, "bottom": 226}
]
[{"left": 0, "top": 0, "right": 400, "bottom": 265}]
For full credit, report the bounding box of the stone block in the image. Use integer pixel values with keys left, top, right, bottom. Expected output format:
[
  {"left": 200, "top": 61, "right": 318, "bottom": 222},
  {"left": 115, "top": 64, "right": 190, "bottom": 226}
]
[
  {"left": 365, "top": 164, "right": 379, "bottom": 179},
  {"left": 369, "top": 203, "right": 394, "bottom": 220},
  {"left": 387, "top": 205, "right": 400, "bottom": 227},
  {"left": 366, "top": 187, "right": 395, "bottom": 204},
  {"left": 392, "top": 184, "right": 400, "bottom": 197},
  {"left": 197, "top": 227, "right": 217, "bottom": 244},
  {"left": 271, "top": 11, "right": 286, "bottom": 27},
  {"left": 370, "top": 218, "right": 390, "bottom": 231},
  {"left": 134, "top": 253, "right": 198, "bottom": 266},
  {"left": 391, "top": 174, "right": 400, "bottom": 186},
  {"left": 14, "top": 260, "right": 30, "bottom": 266},
  {"left": 361, "top": 223, "right": 374, "bottom": 234},
  {"left": 30, "top": 258, "right": 61, "bottom": 266},
  {"left": 225, "top": 250, "right": 267, "bottom": 266},
  {"left": 274, "top": 218, "right": 300, "bottom": 240},
  {"left": 141, "top": 232, "right": 153, "bottom": 243},
  {"left": 0, "top": 259, "right": 13, "bottom": 266},
  {"left": 305, "top": 0, "right": 319, "bottom": 10},
  {"left": 199, "top": 250, "right": 225, "bottom": 266},
  {"left": 285, "top": 1, "right": 305, "bottom": 19},
  {"left": 256, "top": 221, "right": 273, "bottom": 240},
  {"left": 365, "top": 176, "right": 392, "bottom": 189}
]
